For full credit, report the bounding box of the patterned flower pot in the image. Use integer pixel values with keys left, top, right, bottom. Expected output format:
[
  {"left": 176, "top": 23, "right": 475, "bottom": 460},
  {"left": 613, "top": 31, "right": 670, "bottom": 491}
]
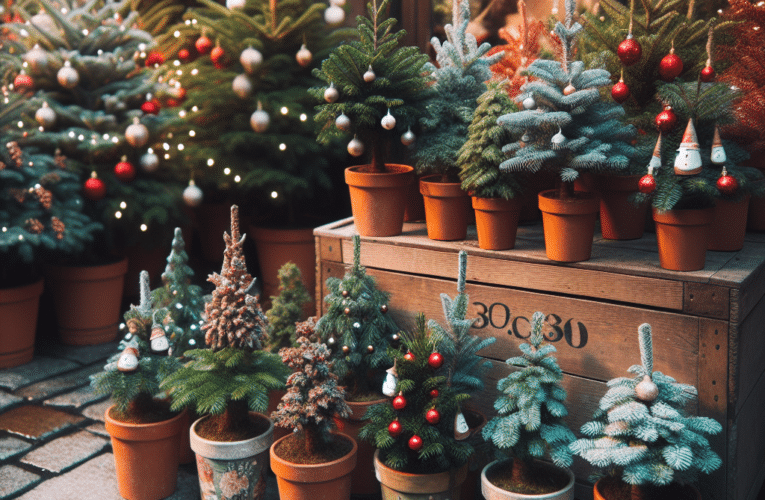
[
  {"left": 593, "top": 476, "right": 701, "bottom": 500},
  {"left": 0, "top": 278, "right": 44, "bottom": 368},
  {"left": 420, "top": 175, "right": 471, "bottom": 241},
  {"left": 653, "top": 207, "right": 713, "bottom": 272},
  {"left": 374, "top": 449, "right": 469, "bottom": 500},
  {"left": 345, "top": 164, "right": 415, "bottom": 237},
  {"left": 481, "top": 459, "right": 574, "bottom": 500},
  {"left": 190, "top": 412, "right": 274, "bottom": 500},
  {"left": 538, "top": 190, "right": 600, "bottom": 262},
  {"left": 472, "top": 197, "right": 523, "bottom": 250},
  {"left": 709, "top": 195, "right": 750, "bottom": 252}
]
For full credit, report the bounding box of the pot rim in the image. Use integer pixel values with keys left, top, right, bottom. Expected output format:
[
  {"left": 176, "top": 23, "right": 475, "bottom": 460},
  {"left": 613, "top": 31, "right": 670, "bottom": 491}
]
[
  {"left": 104, "top": 405, "right": 187, "bottom": 441},
  {"left": 538, "top": 189, "right": 600, "bottom": 216},
  {"left": 269, "top": 431, "right": 358, "bottom": 482},
  {"left": 652, "top": 206, "right": 715, "bottom": 226},
  {"left": 190, "top": 412, "right": 274, "bottom": 460},
  {"left": 345, "top": 164, "right": 414, "bottom": 189},
  {"left": 373, "top": 448, "right": 469, "bottom": 493},
  {"left": 481, "top": 459, "right": 575, "bottom": 499},
  {"left": 0, "top": 277, "right": 44, "bottom": 301}
]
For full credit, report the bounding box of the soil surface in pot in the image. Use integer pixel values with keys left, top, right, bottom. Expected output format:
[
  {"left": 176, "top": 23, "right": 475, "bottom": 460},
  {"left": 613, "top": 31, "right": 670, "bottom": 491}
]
[
  {"left": 596, "top": 475, "right": 698, "bottom": 500},
  {"left": 108, "top": 398, "right": 178, "bottom": 425},
  {"left": 347, "top": 390, "right": 386, "bottom": 403},
  {"left": 486, "top": 459, "right": 570, "bottom": 495},
  {"left": 273, "top": 432, "right": 354, "bottom": 464},
  {"left": 196, "top": 411, "right": 271, "bottom": 442}
]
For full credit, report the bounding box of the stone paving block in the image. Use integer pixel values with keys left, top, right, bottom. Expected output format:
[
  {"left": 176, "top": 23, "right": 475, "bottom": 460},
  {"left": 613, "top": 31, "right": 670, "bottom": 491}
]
[
  {"left": 0, "top": 436, "right": 32, "bottom": 461},
  {"left": 81, "top": 398, "right": 112, "bottom": 422},
  {"left": 0, "top": 405, "right": 84, "bottom": 440},
  {"left": 0, "top": 465, "right": 40, "bottom": 499},
  {"left": 0, "top": 391, "right": 22, "bottom": 412},
  {"left": 45, "top": 384, "right": 108, "bottom": 409},
  {"left": 165, "top": 465, "right": 201, "bottom": 499},
  {"left": 36, "top": 341, "right": 120, "bottom": 366},
  {"left": 84, "top": 422, "right": 109, "bottom": 438},
  {"left": 0, "top": 357, "right": 79, "bottom": 391},
  {"left": 15, "top": 453, "right": 119, "bottom": 500},
  {"left": 16, "top": 364, "right": 102, "bottom": 402},
  {"left": 20, "top": 430, "right": 108, "bottom": 473}
]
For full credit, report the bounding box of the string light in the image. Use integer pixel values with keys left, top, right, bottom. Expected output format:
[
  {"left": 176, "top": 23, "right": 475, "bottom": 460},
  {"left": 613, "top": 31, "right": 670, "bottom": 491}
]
[
  {"left": 140, "top": 224, "right": 148, "bottom": 231},
  {"left": 271, "top": 191, "right": 278, "bottom": 198},
  {"left": 178, "top": 144, "right": 184, "bottom": 150},
  {"left": 82, "top": 29, "right": 89, "bottom": 35},
  {"left": 147, "top": 148, "right": 154, "bottom": 154},
  {"left": 174, "top": 60, "right": 181, "bottom": 67},
  {"left": 164, "top": 153, "right": 170, "bottom": 159},
  {"left": 115, "top": 211, "right": 123, "bottom": 219},
  {"left": 78, "top": 134, "right": 85, "bottom": 141},
  {"left": 1, "top": 227, "right": 5, "bottom": 232},
  {"left": 102, "top": 134, "right": 109, "bottom": 140},
  {"left": 17, "top": 121, "right": 23, "bottom": 128},
  {"left": 120, "top": 201, "right": 127, "bottom": 209},
  {"left": 38, "top": 126, "right": 44, "bottom": 132},
  {"left": 111, "top": 137, "right": 119, "bottom": 143},
  {"left": 185, "top": 19, "right": 191, "bottom": 25},
  {"left": 191, "top": 69, "right": 199, "bottom": 76},
  {"left": 179, "top": 111, "right": 187, "bottom": 118},
  {"left": 176, "top": 70, "right": 183, "bottom": 76},
  {"left": 18, "top": 235, "right": 23, "bottom": 241},
  {"left": 69, "top": 131, "right": 75, "bottom": 137},
  {"left": 279, "top": 143, "right": 286, "bottom": 151},
  {"left": 207, "top": 158, "right": 214, "bottom": 166},
  {"left": 192, "top": 19, "right": 198, "bottom": 24},
  {"left": 223, "top": 168, "right": 231, "bottom": 175},
  {"left": 20, "top": 29, "right": 28, "bottom": 37},
  {"left": 189, "top": 130, "right": 195, "bottom": 137},
  {"left": 280, "top": 107, "right": 288, "bottom": 115},
  {"left": 234, "top": 175, "right": 241, "bottom": 182},
  {"left": 139, "top": 44, "right": 147, "bottom": 51},
  {"left": 174, "top": 30, "right": 181, "bottom": 37},
  {"left": 300, "top": 114, "right": 307, "bottom": 121},
  {"left": 192, "top": 106, "right": 199, "bottom": 112},
  {"left": 163, "top": 143, "right": 170, "bottom": 150},
  {"left": 139, "top": 52, "right": 146, "bottom": 58}
]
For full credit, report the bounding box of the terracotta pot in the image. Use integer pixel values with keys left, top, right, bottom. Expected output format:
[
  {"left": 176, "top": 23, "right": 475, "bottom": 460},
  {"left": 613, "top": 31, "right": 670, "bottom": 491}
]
[
  {"left": 190, "top": 412, "right": 274, "bottom": 500},
  {"left": 270, "top": 432, "right": 358, "bottom": 500},
  {"left": 538, "top": 190, "right": 600, "bottom": 262},
  {"left": 250, "top": 226, "right": 316, "bottom": 316},
  {"left": 374, "top": 449, "right": 469, "bottom": 500},
  {"left": 343, "top": 397, "right": 389, "bottom": 496},
  {"left": 420, "top": 175, "right": 471, "bottom": 241},
  {"left": 481, "top": 459, "right": 575, "bottom": 500},
  {"left": 45, "top": 258, "right": 128, "bottom": 345},
  {"left": 104, "top": 406, "right": 186, "bottom": 500},
  {"left": 593, "top": 476, "right": 701, "bottom": 500},
  {"left": 0, "top": 278, "right": 44, "bottom": 368},
  {"left": 345, "top": 164, "right": 414, "bottom": 237},
  {"left": 653, "top": 207, "right": 714, "bottom": 272},
  {"left": 748, "top": 195, "right": 765, "bottom": 231},
  {"left": 574, "top": 171, "right": 596, "bottom": 193},
  {"left": 472, "top": 197, "right": 523, "bottom": 250},
  {"left": 709, "top": 195, "right": 750, "bottom": 252},
  {"left": 592, "top": 174, "right": 649, "bottom": 240}
]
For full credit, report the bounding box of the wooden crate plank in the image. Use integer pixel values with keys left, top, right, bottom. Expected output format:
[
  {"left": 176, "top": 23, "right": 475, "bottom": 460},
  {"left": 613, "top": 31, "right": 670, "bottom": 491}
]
[
  {"left": 318, "top": 236, "right": 343, "bottom": 263},
  {"left": 684, "top": 283, "right": 730, "bottom": 320},
  {"left": 733, "top": 293, "right": 765, "bottom": 415},
  {"left": 317, "top": 261, "right": 347, "bottom": 316},
  {"left": 733, "top": 371, "right": 765, "bottom": 500},
  {"left": 722, "top": 246, "right": 765, "bottom": 324}
]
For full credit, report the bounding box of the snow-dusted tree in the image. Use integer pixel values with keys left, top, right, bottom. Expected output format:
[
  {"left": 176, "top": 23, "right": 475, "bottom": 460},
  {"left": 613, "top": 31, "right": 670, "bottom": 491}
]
[{"left": 265, "top": 262, "right": 312, "bottom": 353}]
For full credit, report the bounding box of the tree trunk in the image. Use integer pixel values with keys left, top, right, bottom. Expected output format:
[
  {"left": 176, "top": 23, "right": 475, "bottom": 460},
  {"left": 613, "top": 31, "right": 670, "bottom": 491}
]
[
  {"left": 304, "top": 423, "right": 320, "bottom": 456},
  {"left": 631, "top": 484, "right": 647, "bottom": 500},
  {"left": 558, "top": 180, "right": 574, "bottom": 199},
  {"left": 511, "top": 458, "right": 532, "bottom": 486}
]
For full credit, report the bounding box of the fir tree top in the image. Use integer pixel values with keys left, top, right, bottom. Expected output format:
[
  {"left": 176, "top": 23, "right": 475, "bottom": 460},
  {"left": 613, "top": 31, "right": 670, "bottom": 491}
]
[{"left": 265, "top": 261, "right": 312, "bottom": 353}]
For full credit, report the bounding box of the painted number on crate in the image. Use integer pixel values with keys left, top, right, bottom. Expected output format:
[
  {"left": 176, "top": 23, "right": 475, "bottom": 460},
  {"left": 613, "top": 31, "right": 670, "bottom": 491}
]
[{"left": 472, "top": 302, "right": 588, "bottom": 349}]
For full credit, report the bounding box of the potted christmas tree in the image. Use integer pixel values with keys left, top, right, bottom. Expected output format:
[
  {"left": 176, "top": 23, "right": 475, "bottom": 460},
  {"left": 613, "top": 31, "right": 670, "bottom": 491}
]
[
  {"left": 496, "top": 0, "right": 636, "bottom": 262},
  {"left": 161, "top": 205, "right": 289, "bottom": 500},
  {"left": 413, "top": 0, "right": 503, "bottom": 241},
  {"left": 481, "top": 311, "right": 575, "bottom": 500},
  {"left": 270, "top": 329, "right": 357, "bottom": 500},
  {"left": 570, "top": 322, "right": 723, "bottom": 500},
  {"left": 90, "top": 271, "right": 185, "bottom": 500},
  {"left": 265, "top": 262, "right": 313, "bottom": 353},
  {"left": 312, "top": 0, "right": 432, "bottom": 237}
]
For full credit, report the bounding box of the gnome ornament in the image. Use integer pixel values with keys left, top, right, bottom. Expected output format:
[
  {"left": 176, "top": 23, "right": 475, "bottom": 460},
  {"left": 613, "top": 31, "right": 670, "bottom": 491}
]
[
  {"left": 454, "top": 409, "right": 470, "bottom": 440},
  {"left": 639, "top": 134, "right": 662, "bottom": 194},
  {"left": 150, "top": 326, "right": 170, "bottom": 355},
  {"left": 710, "top": 125, "right": 726, "bottom": 165},
  {"left": 674, "top": 119, "right": 702, "bottom": 176},
  {"left": 117, "top": 347, "right": 140, "bottom": 373},
  {"left": 382, "top": 361, "right": 398, "bottom": 397}
]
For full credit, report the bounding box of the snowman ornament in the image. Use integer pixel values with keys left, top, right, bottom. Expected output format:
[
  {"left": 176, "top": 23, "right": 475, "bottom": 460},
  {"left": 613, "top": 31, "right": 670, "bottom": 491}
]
[
  {"left": 382, "top": 361, "right": 398, "bottom": 397},
  {"left": 117, "top": 347, "right": 140, "bottom": 373},
  {"left": 150, "top": 326, "right": 170, "bottom": 355}
]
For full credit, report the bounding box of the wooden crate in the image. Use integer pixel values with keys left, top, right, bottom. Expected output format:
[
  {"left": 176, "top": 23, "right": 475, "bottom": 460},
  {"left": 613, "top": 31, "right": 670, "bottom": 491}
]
[{"left": 313, "top": 217, "right": 765, "bottom": 500}]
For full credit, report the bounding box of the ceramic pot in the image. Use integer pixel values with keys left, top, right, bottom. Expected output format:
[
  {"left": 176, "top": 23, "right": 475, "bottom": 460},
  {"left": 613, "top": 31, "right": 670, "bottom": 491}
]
[
  {"left": 343, "top": 397, "right": 389, "bottom": 496},
  {"left": 374, "top": 449, "right": 469, "bottom": 500},
  {"left": 0, "top": 278, "right": 44, "bottom": 368},
  {"left": 593, "top": 476, "right": 702, "bottom": 500},
  {"left": 45, "top": 257, "right": 128, "bottom": 345},
  {"left": 592, "top": 174, "right": 649, "bottom": 240},
  {"left": 481, "top": 459, "right": 575, "bottom": 500},
  {"left": 104, "top": 406, "right": 186, "bottom": 500},
  {"left": 653, "top": 207, "right": 714, "bottom": 271},
  {"left": 270, "top": 432, "right": 357, "bottom": 500},
  {"left": 538, "top": 190, "right": 600, "bottom": 262},
  {"left": 472, "top": 197, "right": 523, "bottom": 250},
  {"left": 419, "top": 175, "right": 471, "bottom": 241},
  {"left": 709, "top": 195, "right": 750, "bottom": 252},
  {"left": 190, "top": 412, "right": 274, "bottom": 500},
  {"left": 345, "top": 164, "right": 414, "bottom": 237}
]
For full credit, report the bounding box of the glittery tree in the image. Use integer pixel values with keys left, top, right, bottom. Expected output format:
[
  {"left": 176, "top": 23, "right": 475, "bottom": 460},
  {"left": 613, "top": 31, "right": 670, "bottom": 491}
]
[{"left": 265, "top": 262, "right": 312, "bottom": 353}]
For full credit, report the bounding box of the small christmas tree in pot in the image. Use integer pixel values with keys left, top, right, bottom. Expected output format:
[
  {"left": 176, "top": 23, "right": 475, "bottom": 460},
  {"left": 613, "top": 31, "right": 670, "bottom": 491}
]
[
  {"left": 90, "top": 270, "right": 185, "bottom": 500},
  {"left": 481, "top": 311, "right": 575, "bottom": 500},
  {"left": 269, "top": 326, "right": 357, "bottom": 500},
  {"left": 570, "top": 323, "right": 722, "bottom": 500},
  {"left": 266, "top": 262, "right": 313, "bottom": 353},
  {"left": 161, "top": 205, "right": 289, "bottom": 500},
  {"left": 311, "top": 0, "right": 432, "bottom": 236}
]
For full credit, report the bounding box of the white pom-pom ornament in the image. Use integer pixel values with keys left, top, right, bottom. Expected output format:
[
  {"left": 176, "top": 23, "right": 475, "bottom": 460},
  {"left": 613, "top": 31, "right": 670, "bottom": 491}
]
[
  {"left": 381, "top": 109, "right": 396, "bottom": 130},
  {"left": 296, "top": 44, "right": 312, "bottom": 67},
  {"left": 240, "top": 47, "right": 263, "bottom": 74},
  {"left": 347, "top": 137, "right": 364, "bottom": 157},
  {"left": 226, "top": 0, "right": 246, "bottom": 8},
  {"left": 401, "top": 128, "right": 415, "bottom": 146},
  {"left": 35, "top": 102, "right": 56, "bottom": 128},
  {"left": 363, "top": 65, "right": 376, "bottom": 83},
  {"left": 250, "top": 102, "right": 270, "bottom": 132},
  {"left": 57, "top": 61, "right": 79, "bottom": 89},
  {"left": 522, "top": 96, "right": 535, "bottom": 109},
  {"left": 335, "top": 113, "right": 351, "bottom": 131},
  {"left": 183, "top": 180, "right": 204, "bottom": 207},
  {"left": 125, "top": 118, "right": 149, "bottom": 148},
  {"left": 140, "top": 152, "right": 160, "bottom": 172},
  {"left": 324, "top": 82, "right": 339, "bottom": 103},
  {"left": 232, "top": 74, "right": 253, "bottom": 98},
  {"left": 324, "top": 5, "right": 345, "bottom": 25}
]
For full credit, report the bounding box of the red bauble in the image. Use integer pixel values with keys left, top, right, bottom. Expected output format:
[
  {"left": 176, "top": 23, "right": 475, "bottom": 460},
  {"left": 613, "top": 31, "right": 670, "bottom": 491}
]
[
  {"left": 84, "top": 176, "right": 106, "bottom": 201},
  {"left": 617, "top": 37, "right": 642, "bottom": 66},
  {"left": 388, "top": 420, "right": 403, "bottom": 437},
  {"left": 638, "top": 173, "right": 656, "bottom": 194},
  {"left": 178, "top": 48, "right": 192, "bottom": 62},
  {"left": 195, "top": 35, "right": 213, "bottom": 55},
  {"left": 14, "top": 73, "right": 33, "bottom": 91},
  {"left": 392, "top": 394, "right": 407, "bottom": 410},
  {"left": 425, "top": 409, "right": 441, "bottom": 425},
  {"left": 658, "top": 52, "right": 683, "bottom": 82},
  {"left": 429, "top": 389, "right": 439, "bottom": 399},
  {"left": 655, "top": 107, "right": 677, "bottom": 133},
  {"left": 611, "top": 81, "right": 630, "bottom": 103},
  {"left": 141, "top": 100, "right": 160, "bottom": 115},
  {"left": 210, "top": 46, "right": 226, "bottom": 68},
  {"left": 114, "top": 160, "right": 136, "bottom": 182},
  {"left": 700, "top": 66, "right": 715, "bottom": 83},
  {"left": 717, "top": 171, "right": 739, "bottom": 195},
  {"left": 428, "top": 352, "right": 444, "bottom": 369},
  {"left": 408, "top": 435, "right": 423, "bottom": 451},
  {"left": 145, "top": 51, "right": 165, "bottom": 67},
  {"left": 403, "top": 351, "right": 415, "bottom": 362}
]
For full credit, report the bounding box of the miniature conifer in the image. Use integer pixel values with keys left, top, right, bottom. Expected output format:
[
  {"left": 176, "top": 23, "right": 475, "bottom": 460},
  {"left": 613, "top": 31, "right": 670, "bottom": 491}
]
[{"left": 266, "top": 262, "right": 312, "bottom": 353}]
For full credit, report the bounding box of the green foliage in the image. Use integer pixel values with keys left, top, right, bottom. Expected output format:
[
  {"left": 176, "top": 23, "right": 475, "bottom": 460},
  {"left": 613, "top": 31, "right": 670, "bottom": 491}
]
[
  {"left": 266, "top": 262, "right": 312, "bottom": 353},
  {"left": 570, "top": 323, "right": 722, "bottom": 487},
  {"left": 483, "top": 311, "right": 574, "bottom": 468},
  {"left": 359, "top": 314, "right": 473, "bottom": 473}
]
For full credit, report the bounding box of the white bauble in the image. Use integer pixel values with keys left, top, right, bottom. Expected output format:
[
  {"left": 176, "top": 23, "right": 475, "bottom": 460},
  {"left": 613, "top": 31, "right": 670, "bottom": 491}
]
[
  {"left": 347, "top": 137, "right": 364, "bottom": 157},
  {"left": 35, "top": 103, "right": 56, "bottom": 128},
  {"left": 635, "top": 375, "right": 659, "bottom": 402},
  {"left": 250, "top": 109, "right": 270, "bottom": 133},
  {"left": 335, "top": 113, "right": 351, "bottom": 131},
  {"left": 551, "top": 128, "right": 566, "bottom": 146},
  {"left": 232, "top": 74, "right": 253, "bottom": 98},
  {"left": 240, "top": 47, "right": 263, "bottom": 74},
  {"left": 363, "top": 65, "right": 376, "bottom": 83},
  {"left": 31, "top": 12, "right": 58, "bottom": 35},
  {"left": 296, "top": 44, "right": 312, "bottom": 67},
  {"left": 330, "top": 0, "right": 346, "bottom": 5},
  {"left": 57, "top": 61, "right": 79, "bottom": 89},
  {"left": 125, "top": 121, "right": 149, "bottom": 148},
  {"left": 324, "top": 83, "right": 339, "bottom": 103},
  {"left": 183, "top": 180, "right": 203, "bottom": 207},
  {"left": 324, "top": 5, "right": 345, "bottom": 25},
  {"left": 140, "top": 152, "right": 160, "bottom": 172},
  {"left": 226, "top": 0, "right": 246, "bottom": 8},
  {"left": 24, "top": 44, "right": 48, "bottom": 72},
  {"left": 563, "top": 83, "right": 576, "bottom": 95},
  {"left": 522, "top": 96, "right": 535, "bottom": 109},
  {"left": 381, "top": 110, "right": 396, "bottom": 130},
  {"left": 401, "top": 128, "right": 415, "bottom": 146}
]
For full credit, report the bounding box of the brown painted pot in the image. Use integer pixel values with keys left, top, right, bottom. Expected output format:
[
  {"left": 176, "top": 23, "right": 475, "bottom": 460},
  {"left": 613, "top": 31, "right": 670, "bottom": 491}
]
[
  {"left": 0, "top": 278, "right": 44, "bottom": 368},
  {"left": 45, "top": 257, "right": 128, "bottom": 345},
  {"left": 709, "top": 195, "right": 750, "bottom": 252},
  {"left": 345, "top": 164, "right": 414, "bottom": 237},
  {"left": 374, "top": 449, "right": 469, "bottom": 500},
  {"left": 592, "top": 174, "right": 649, "bottom": 240},
  {"left": 472, "top": 197, "right": 523, "bottom": 250},
  {"left": 480, "top": 459, "right": 575, "bottom": 500},
  {"left": 342, "top": 397, "right": 389, "bottom": 495},
  {"left": 104, "top": 406, "right": 186, "bottom": 500},
  {"left": 538, "top": 190, "right": 600, "bottom": 262},
  {"left": 593, "top": 476, "right": 701, "bottom": 500},
  {"left": 270, "top": 432, "right": 358, "bottom": 500},
  {"left": 653, "top": 207, "right": 714, "bottom": 272},
  {"left": 420, "top": 175, "right": 471, "bottom": 241}
]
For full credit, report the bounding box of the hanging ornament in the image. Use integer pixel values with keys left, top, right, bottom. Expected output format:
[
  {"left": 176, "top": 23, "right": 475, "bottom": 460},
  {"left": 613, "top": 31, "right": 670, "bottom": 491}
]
[
  {"left": 211, "top": 46, "right": 227, "bottom": 69},
  {"left": 35, "top": 102, "right": 56, "bottom": 128},
  {"left": 674, "top": 119, "right": 702, "bottom": 176},
  {"left": 617, "top": 36, "right": 642, "bottom": 67},
  {"left": 183, "top": 180, "right": 204, "bottom": 207},
  {"left": 117, "top": 347, "right": 139, "bottom": 373},
  {"left": 325, "top": 4, "right": 345, "bottom": 25},
  {"left": 14, "top": 72, "right": 33, "bottom": 91},
  {"left": 145, "top": 51, "right": 165, "bottom": 67},
  {"left": 363, "top": 65, "right": 376, "bottom": 83},
  {"left": 125, "top": 118, "right": 149, "bottom": 148},
  {"left": 635, "top": 374, "right": 659, "bottom": 402},
  {"left": 347, "top": 136, "right": 364, "bottom": 157},
  {"left": 150, "top": 327, "right": 169, "bottom": 354},
  {"left": 335, "top": 113, "right": 351, "bottom": 131},
  {"left": 717, "top": 167, "right": 739, "bottom": 196},
  {"left": 522, "top": 96, "right": 535, "bottom": 110},
  {"left": 240, "top": 47, "right": 263, "bottom": 73},
  {"left": 611, "top": 71, "right": 630, "bottom": 104},
  {"left": 638, "top": 167, "right": 656, "bottom": 194},
  {"left": 390, "top": 333, "right": 400, "bottom": 347},
  {"left": 655, "top": 106, "right": 677, "bottom": 133},
  {"left": 178, "top": 48, "right": 192, "bottom": 62},
  {"left": 648, "top": 133, "right": 662, "bottom": 171},
  {"left": 84, "top": 172, "right": 106, "bottom": 201},
  {"left": 700, "top": 26, "right": 715, "bottom": 82},
  {"left": 114, "top": 157, "right": 136, "bottom": 182},
  {"left": 232, "top": 74, "right": 253, "bottom": 99},
  {"left": 324, "top": 82, "right": 340, "bottom": 103},
  {"left": 401, "top": 128, "right": 415, "bottom": 146},
  {"left": 140, "top": 152, "right": 160, "bottom": 173},
  {"left": 342, "top": 345, "right": 351, "bottom": 355},
  {"left": 327, "top": 336, "right": 336, "bottom": 346},
  {"left": 250, "top": 102, "right": 270, "bottom": 133},
  {"left": 425, "top": 408, "right": 441, "bottom": 425},
  {"left": 31, "top": 11, "right": 58, "bottom": 35},
  {"left": 551, "top": 128, "right": 566, "bottom": 146},
  {"left": 429, "top": 388, "right": 439, "bottom": 399},
  {"left": 381, "top": 109, "right": 396, "bottom": 130},
  {"left": 24, "top": 44, "right": 48, "bottom": 72},
  {"left": 562, "top": 82, "right": 576, "bottom": 96},
  {"left": 341, "top": 290, "right": 350, "bottom": 297},
  {"left": 141, "top": 98, "right": 160, "bottom": 115},
  {"left": 382, "top": 363, "right": 398, "bottom": 397},
  {"left": 226, "top": 0, "right": 246, "bottom": 8},
  {"left": 57, "top": 61, "right": 80, "bottom": 89},
  {"left": 195, "top": 35, "right": 213, "bottom": 55},
  {"left": 403, "top": 351, "right": 415, "bottom": 362},
  {"left": 658, "top": 45, "right": 683, "bottom": 82},
  {"left": 711, "top": 125, "right": 726, "bottom": 165},
  {"left": 392, "top": 392, "right": 407, "bottom": 410},
  {"left": 388, "top": 419, "right": 403, "bottom": 437},
  {"left": 367, "top": 345, "right": 374, "bottom": 353},
  {"left": 296, "top": 44, "right": 312, "bottom": 67},
  {"left": 520, "top": 132, "right": 531, "bottom": 144},
  {"left": 408, "top": 435, "right": 423, "bottom": 451},
  {"left": 454, "top": 410, "right": 470, "bottom": 440},
  {"left": 428, "top": 352, "right": 444, "bottom": 369},
  {"left": 380, "top": 304, "right": 388, "bottom": 313}
]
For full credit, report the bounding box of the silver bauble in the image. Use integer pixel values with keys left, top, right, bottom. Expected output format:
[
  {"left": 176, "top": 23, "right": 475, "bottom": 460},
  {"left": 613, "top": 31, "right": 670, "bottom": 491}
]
[
  {"left": 296, "top": 44, "right": 312, "bottom": 67},
  {"left": 226, "top": 0, "right": 246, "bottom": 8},
  {"left": 35, "top": 103, "right": 56, "bottom": 128},
  {"left": 324, "top": 83, "right": 339, "bottom": 103},
  {"left": 635, "top": 375, "right": 659, "bottom": 402},
  {"left": 232, "top": 74, "right": 253, "bottom": 99},
  {"left": 240, "top": 47, "right": 263, "bottom": 74},
  {"left": 125, "top": 121, "right": 150, "bottom": 148},
  {"left": 31, "top": 12, "right": 58, "bottom": 35},
  {"left": 250, "top": 109, "right": 270, "bottom": 133},
  {"left": 335, "top": 113, "right": 351, "bottom": 131},
  {"left": 347, "top": 137, "right": 364, "bottom": 157},
  {"left": 183, "top": 180, "right": 204, "bottom": 207},
  {"left": 363, "top": 65, "right": 376, "bottom": 83},
  {"left": 57, "top": 61, "right": 80, "bottom": 89},
  {"left": 381, "top": 109, "right": 396, "bottom": 130},
  {"left": 401, "top": 128, "right": 415, "bottom": 146},
  {"left": 140, "top": 152, "right": 160, "bottom": 172},
  {"left": 24, "top": 44, "right": 48, "bottom": 72},
  {"left": 522, "top": 96, "right": 535, "bottom": 109},
  {"left": 324, "top": 5, "right": 345, "bottom": 25}
]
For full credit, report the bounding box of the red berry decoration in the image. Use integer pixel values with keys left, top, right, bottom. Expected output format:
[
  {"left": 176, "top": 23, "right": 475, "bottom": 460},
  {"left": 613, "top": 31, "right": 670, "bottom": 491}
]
[
  {"left": 655, "top": 106, "right": 677, "bottom": 133},
  {"left": 84, "top": 174, "right": 106, "bottom": 201},
  {"left": 388, "top": 420, "right": 402, "bottom": 437},
  {"left": 700, "top": 65, "right": 715, "bottom": 83},
  {"left": 14, "top": 73, "right": 33, "bottom": 91},
  {"left": 195, "top": 35, "right": 213, "bottom": 55},
  {"left": 114, "top": 159, "right": 136, "bottom": 182},
  {"left": 611, "top": 80, "right": 630, "bottom": 104},
  {"left": 425, "top": 408, "right": 441, "bottom": 425},
  {"left": 210, "top": 46, "right": 226, "bottom": 68},
  {"left": 428, "top": 352, "right": 444, "bottom": 369},
  {"left": 617, "top": 36, "right": 642, "bottom": 66},
  {"left": 717, "top": 167, "right": 739, "bottom": 196},
  {"left": 141, "top": 100, "right": 160, "bottom": 115},
  {"left": 638, "top": 173, "right": 656, "bottom": 194},
  {"left": 392, "top": 393, "right": 407, "bottom": 410},
  {"left": 145, "top": 51, "right": 165, "bottom": 67},
  {"left": 429, "top": 389, "right": 439, "bottom": 399},
  {"left": 408, "top": 435, "right": 423, "bottom": 451},
  {"left": 658, "top": 50, "right": 683, "bottom": 82},
  {"left": 403, "top": 351, "right": 415, "bottom": 362},
  {"left": 178, "top": 48, "right": 191, "bottom": 62}
]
